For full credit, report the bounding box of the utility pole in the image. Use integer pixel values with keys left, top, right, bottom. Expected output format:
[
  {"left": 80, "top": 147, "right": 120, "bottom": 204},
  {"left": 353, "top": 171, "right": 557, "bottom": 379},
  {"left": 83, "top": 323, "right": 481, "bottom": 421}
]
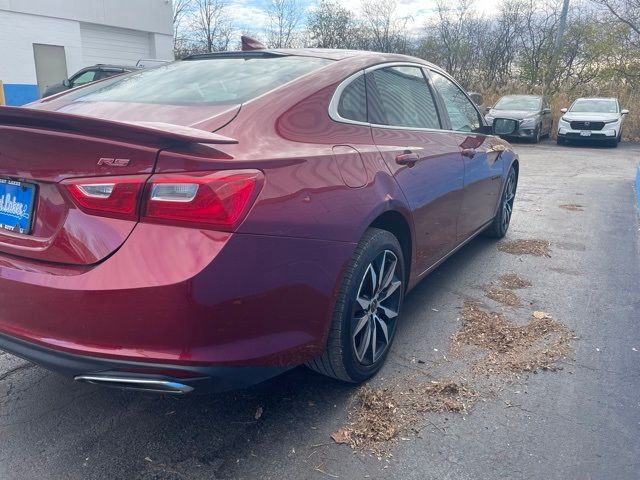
[{"left": 545, "top": 0, "right": 570, "bottom": 95}]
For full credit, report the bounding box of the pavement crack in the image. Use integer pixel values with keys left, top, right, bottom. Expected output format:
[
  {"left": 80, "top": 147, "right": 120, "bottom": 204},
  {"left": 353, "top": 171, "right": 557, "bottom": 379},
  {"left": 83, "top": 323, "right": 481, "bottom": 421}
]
[
  {"left": 561, "top": 360, "right": 638, "bottom": 378},
  {"left": 0, "top": 363, "right": 36, "bottom": 382}
]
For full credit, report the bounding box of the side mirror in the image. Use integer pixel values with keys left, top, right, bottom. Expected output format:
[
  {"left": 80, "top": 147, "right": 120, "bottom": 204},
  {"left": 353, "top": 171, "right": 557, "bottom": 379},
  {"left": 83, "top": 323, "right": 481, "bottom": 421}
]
[
  {"left": 62, "top": 79, "right": 71, "bottom": 88},
  {"left": 492, "top": 118, "right": 518, "bottom": 136},
  {"left": 621, "top": 109, "right": 629, "bottom": 115},
  {"left": 560, "top": 107, "right": 567, "bottom": 113},
  {"left": 543, "top": 108, "right": 551, "bottom": 114}
]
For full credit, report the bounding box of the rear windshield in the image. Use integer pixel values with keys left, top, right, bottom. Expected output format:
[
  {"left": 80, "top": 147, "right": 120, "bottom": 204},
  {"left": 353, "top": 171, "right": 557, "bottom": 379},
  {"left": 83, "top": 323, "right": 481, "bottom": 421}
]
[
  {"left": 494, "top": 96, "right": 541, "bottom": 110},
  {"left": 570, "top": 99, "right": 618, "bottom": 113},
  {"left": 66, "top": 56, "right": 332, "bottom": 106}
]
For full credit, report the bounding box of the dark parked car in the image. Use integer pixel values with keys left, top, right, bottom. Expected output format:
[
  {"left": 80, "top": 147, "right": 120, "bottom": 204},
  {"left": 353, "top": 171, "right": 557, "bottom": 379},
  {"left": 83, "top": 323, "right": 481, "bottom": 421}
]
[
  {"left": 557, "top": 97, "right": 629, "bottom": 147},
  {"left": 485, "top": 94, "right": 553, "bottom": 143},
  {"left": 42, "top": 64, "right": 136, "bottom": 98},
  {"left": 0, "top": 49, "right": 519, "bottom": 394}
]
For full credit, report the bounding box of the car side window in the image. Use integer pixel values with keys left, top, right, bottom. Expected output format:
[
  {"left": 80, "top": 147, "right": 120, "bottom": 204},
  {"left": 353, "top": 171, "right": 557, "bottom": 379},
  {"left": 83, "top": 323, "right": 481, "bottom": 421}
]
[
  {"left": 337, "top": 74, "right": 367, "bottom": 123},
  {"left": 94, "top": 70, "right": 115, "bottom": 81},
  {"left": 72, "top": 70, "right": 96, "bottom": 86},
  {"left": 430, "top": 71, "right": 482, "bottom": 133},
  {"left": 367, "top": 66, "right": 440, "bottom": 129}
]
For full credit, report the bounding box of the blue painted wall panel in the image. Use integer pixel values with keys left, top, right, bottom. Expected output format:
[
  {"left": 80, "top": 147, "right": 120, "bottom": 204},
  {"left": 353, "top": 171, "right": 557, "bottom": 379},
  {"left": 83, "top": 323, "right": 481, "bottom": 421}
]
[{"left": 2, "top": 84, "right": 40, "bottom": 106}]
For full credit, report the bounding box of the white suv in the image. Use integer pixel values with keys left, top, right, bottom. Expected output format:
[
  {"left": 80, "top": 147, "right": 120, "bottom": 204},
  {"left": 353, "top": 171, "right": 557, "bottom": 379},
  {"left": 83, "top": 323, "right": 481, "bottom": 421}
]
[{"left": 557, "top": 97, "right": 629, "bottom": 148}]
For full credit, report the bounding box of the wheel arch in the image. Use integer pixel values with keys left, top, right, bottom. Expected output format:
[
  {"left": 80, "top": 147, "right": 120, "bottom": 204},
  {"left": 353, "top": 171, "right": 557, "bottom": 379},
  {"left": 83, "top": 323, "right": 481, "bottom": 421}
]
[{"left": 368, "top": 210, "right": 413, "bottom": 288}]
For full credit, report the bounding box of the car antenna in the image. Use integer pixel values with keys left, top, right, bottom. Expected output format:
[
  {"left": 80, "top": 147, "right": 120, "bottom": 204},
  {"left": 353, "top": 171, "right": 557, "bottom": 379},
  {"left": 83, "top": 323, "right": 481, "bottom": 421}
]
[{"left": 241, "top": 36, "right": 267, "bottom": 51}]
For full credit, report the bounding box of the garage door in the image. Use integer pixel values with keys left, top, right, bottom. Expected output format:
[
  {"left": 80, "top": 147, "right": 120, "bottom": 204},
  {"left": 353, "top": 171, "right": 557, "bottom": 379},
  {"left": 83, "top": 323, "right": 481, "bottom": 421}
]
[{"left": 80, "top": 23, "right": 151, "bottom": 67}]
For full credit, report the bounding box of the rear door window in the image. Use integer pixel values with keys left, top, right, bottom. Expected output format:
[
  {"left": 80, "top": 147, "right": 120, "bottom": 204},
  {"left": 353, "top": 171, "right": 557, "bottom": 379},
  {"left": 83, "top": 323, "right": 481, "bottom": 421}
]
[
  {"left": 430, "top": 71, "right": 482, "bottom": 133},
  {"left": 367, "top": 66, "right": 440, "bottom": 129}
]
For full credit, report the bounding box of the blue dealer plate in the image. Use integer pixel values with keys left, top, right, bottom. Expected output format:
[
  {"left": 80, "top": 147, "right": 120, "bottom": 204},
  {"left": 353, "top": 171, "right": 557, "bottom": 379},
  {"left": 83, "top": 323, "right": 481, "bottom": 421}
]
[{"left": 0, "top": 179, "right": 36, "bottom": 235}]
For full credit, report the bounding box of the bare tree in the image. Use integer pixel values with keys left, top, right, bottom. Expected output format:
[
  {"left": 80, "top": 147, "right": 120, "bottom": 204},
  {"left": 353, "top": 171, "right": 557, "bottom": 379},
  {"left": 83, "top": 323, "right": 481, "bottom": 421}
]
[
  {"left": 359, "top": 0, "right": 411, "bottom": 53},
  {"left": 172, "top": 0, "right": 193, "bottom": 57},
  {"left": 267, "top": 0, "right": 304, "bottom": 48},
  {"left": 592, "top": 0, "right": 639, "bottom": 35},
  {"left": 307, "top": 0, "right": 357, "bottom": 48},
  {"left": 192, "top": 0, "right": 233, "bottom": 53}
]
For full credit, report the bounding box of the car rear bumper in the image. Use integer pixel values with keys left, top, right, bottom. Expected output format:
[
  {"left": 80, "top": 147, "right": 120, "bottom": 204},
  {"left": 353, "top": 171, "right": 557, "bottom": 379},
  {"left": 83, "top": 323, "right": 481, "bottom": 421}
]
[
  {"left": 0, "top": 331, "right": 289, "bottom": 393},
  {"left": 0, "top": 222, "right": 354, "bottom": 382}
]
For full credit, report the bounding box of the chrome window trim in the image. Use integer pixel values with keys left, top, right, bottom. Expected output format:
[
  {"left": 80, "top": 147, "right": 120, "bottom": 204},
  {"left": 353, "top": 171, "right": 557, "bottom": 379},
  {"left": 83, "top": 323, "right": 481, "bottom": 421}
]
[
  {"left": 328, "top": 69, "right": 369, "bottom": 127},
  {"left": 328, "top": 61, "right": 488, "bottom": 135}
]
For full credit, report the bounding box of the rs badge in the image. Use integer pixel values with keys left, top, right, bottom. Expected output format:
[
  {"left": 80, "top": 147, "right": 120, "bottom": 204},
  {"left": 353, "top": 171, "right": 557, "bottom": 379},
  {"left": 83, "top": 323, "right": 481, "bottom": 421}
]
[{"left": 97, "top": 158, "right": 130, "bottom": 167}]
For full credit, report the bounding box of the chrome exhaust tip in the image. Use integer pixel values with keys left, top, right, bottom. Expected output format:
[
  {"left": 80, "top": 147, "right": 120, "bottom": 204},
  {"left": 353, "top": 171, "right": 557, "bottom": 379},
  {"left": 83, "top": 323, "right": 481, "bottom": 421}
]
[{"left": 74, "top": 374, "right": 194, "bottom": 394}]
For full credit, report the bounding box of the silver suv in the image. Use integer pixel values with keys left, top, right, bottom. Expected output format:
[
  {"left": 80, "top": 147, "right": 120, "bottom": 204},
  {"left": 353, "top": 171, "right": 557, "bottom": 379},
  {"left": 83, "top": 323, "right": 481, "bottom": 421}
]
[{"left": 557, "top": 97, "right": 629, "bottom": 148}]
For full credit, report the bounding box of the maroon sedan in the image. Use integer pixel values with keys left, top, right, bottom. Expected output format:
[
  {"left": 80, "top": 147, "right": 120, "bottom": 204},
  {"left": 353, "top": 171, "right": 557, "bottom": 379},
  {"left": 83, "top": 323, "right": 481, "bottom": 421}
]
[{"left": 0, "top": 48, "right": 518, "bottom": 394}]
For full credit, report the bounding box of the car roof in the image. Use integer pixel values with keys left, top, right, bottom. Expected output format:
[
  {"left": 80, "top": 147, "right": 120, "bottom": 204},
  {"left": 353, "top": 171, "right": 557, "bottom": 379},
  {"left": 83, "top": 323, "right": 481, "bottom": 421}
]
[
  {"left": 184, "top": 48, "right": 442, "bottom": 70},
  {"left": 500, "top": 94, "right": 542, "bottom": 98},
  {"left": 83, "top": 64, "right": 136, "bottom": 71},
  {"left": 574, "top": 97, "right": 617, "bottom": 102}
]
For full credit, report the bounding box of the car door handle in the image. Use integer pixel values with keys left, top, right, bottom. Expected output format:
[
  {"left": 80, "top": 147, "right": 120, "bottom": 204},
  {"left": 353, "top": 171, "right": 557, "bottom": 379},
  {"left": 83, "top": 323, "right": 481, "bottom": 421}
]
[
  {"left": 461, "top": 148, "right": 476, "bottom": 158},
  {"left": 396, "top": 152, "right": 419, "bottom": 166}
]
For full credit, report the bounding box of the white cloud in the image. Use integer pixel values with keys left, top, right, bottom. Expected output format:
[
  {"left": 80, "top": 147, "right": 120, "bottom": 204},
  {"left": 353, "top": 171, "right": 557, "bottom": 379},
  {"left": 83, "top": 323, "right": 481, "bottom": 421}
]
[{"left": 228, "top": 1, "right": 271, "bottom": 34}]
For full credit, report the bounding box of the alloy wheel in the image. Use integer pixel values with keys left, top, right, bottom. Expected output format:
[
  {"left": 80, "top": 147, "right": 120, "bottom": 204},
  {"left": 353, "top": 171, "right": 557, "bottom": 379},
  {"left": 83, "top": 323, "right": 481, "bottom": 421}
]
[{"left": 351, "top": 250, "right": 402, "bottom": 366}]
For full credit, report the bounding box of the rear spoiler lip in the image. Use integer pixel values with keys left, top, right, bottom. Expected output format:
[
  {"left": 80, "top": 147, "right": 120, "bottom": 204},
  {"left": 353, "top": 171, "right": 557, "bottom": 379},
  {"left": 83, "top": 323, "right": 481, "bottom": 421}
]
[{"left": 0, "top": 106, "right": 238, "bottom": 145}]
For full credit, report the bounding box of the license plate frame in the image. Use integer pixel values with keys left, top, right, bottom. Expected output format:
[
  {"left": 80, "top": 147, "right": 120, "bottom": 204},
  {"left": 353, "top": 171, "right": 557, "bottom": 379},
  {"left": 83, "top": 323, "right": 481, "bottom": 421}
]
[{"left": 0, "top": 178, "right": 37, "bottom": 235}]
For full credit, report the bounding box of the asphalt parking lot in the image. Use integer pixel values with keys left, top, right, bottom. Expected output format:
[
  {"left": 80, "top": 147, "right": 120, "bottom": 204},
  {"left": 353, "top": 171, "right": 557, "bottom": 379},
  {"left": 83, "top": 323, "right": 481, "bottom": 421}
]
[{"left": 1, "top": 140, "right": 639, "bottom": 480}]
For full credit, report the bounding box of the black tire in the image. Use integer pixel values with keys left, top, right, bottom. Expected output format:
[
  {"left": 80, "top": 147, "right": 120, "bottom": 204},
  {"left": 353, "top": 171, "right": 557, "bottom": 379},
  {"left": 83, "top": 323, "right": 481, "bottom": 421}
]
[
  {"left": 531, "top": 126, "right": 541, "bottom": 143},
  {"left": 306, "top": 228, "right": 405, "bottom": 383},
  {"left": 557, "top": 137, "right": 565, "bottom": 145},
  {"left": 484, "top": 166, "right": 517, "bottom": 238}
]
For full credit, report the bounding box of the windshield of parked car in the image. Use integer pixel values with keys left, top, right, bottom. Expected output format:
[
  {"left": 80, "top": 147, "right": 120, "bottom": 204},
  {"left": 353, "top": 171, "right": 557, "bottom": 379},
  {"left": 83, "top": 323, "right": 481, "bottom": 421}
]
[
  {"left": 569, "top": 99, "right": 618, "bottom": 113},
  {"left": 66, "top": 55, "right": 332, "bottom": 105},
  {"left": 494, "top": 96, "right": 541, "bottom": 110}
]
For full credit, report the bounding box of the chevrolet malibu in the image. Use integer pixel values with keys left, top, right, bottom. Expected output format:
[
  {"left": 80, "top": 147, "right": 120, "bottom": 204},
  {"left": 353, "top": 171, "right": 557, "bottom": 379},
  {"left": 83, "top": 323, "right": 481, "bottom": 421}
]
[
  {"left": 0, "top": 48, "right": 519, "bottom": 394},
  {"left": 557, "top": 97, "right": 629, "bottom": 147}
]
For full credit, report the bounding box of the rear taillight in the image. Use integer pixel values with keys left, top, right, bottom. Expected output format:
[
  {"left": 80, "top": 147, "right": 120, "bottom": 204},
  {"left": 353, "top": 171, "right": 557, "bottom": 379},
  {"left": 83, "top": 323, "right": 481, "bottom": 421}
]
[
  {"left": 63, "top": 175, "right": 148, "bottom": 221},
  {"left": 61, "top": 170, "right": 262, "bottom": 231},
  {"left": 143, "top": 170, "right": 262, "bottom": 231}
]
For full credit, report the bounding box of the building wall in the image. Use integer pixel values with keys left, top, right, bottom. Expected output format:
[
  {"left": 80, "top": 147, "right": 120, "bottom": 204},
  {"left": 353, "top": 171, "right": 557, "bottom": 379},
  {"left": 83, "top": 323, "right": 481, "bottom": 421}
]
[{"left": 0, "top": 0, "right": 173, "bottom": 106}]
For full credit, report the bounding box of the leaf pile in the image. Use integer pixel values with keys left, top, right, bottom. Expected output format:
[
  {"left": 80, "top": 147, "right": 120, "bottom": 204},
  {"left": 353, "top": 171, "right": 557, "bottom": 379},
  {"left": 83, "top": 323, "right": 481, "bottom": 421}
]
[
  {"left": 332, "top": 379, "right": 477, "bottom": 453},
  {"left": 483, "top": 286, "right": 522, "bottom": 307},
  {"left": 451, "top": 300, "right": 573, "bottom": 375},
  {"left": 499, "top": 273, "right": 532, "bottom": 290},
  {"left": 559, "top": 204, "right": 584, "bottom": 211},
  {"left": 497, "top": 239, "right": 551, "bottom": 257}
]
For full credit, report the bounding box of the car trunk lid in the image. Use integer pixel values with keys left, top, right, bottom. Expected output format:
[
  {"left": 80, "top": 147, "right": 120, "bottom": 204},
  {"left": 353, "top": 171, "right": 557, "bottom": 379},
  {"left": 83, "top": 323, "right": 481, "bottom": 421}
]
[{"left": 0, "top": 106, "right": 237, "bottom": 265}]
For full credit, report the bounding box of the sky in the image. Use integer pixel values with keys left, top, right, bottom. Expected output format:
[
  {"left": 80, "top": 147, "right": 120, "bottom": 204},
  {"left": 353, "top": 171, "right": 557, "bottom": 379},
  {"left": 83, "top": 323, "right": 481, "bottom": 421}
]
[{"left": 227, "top": 0, "right": 502, "bottom": 38}]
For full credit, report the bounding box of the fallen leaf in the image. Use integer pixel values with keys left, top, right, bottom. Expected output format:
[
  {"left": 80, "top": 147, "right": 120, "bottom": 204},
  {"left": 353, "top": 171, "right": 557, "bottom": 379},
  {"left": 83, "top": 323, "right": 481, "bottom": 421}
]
[
  {"left": 255, "top": 406, "right": 263, "bottom": 420},
  {"left": 330, "top": 427, "right": 352, "bottom": 445},
  {"left": 532, "top": 311, "right": 551, "bottom": 319}
]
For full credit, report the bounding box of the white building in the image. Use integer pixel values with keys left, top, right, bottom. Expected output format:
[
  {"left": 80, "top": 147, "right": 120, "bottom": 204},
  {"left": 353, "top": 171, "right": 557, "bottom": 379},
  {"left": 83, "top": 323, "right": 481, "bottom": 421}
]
[{"left": 0, "top": 0, "right": 174, "bottom": 106}]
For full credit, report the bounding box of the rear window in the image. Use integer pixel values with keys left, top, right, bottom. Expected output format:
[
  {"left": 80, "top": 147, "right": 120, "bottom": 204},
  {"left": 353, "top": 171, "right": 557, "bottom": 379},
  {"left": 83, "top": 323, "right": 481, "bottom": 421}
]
[{"left": 67, "top": 56, "right": 332, "bottom": 106}]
